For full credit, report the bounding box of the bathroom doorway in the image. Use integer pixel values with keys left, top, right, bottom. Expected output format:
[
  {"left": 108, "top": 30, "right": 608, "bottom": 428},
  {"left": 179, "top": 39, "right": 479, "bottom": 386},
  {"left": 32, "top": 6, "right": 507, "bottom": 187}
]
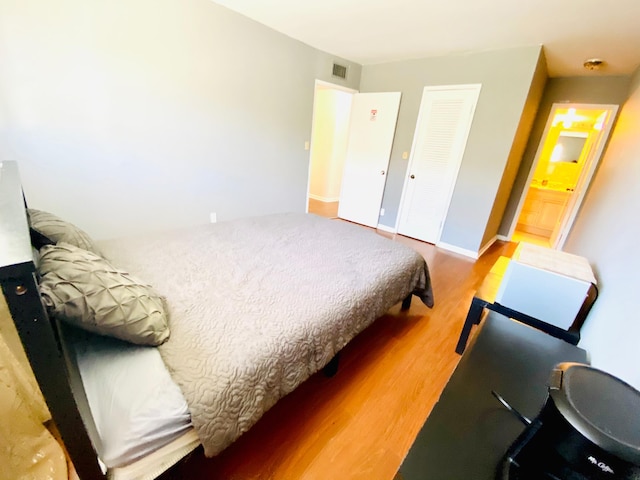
[{"left": 509, "top": 103, "right": 618, "bottom": 249}]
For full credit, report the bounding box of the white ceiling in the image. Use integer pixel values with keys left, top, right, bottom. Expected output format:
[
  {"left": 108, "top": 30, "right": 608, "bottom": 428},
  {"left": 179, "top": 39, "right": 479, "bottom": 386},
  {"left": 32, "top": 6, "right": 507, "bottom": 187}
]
[{"left": 212, "top": 0, "right": 640, "bottom": 77}]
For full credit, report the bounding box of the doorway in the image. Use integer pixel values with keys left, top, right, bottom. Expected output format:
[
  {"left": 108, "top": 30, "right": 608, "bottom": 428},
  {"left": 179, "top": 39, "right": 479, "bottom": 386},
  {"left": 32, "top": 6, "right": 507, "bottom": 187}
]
[
  {"left": 306, "top": 80, "right": 356, "bottom": 219},
  {"left": 307, "top": 82, "right": 402, "bottom": 228},
  {"left": 510, "top": 103, "right": 618, "bottom": 248}
]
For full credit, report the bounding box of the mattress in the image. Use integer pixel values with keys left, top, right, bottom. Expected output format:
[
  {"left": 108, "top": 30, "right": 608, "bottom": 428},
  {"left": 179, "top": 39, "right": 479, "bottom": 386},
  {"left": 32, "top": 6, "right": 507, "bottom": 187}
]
[
  {"left": 97, "top": 213, "right": 433, "bottom": 457},
  {"left": 72, "top": 331, "right": 193, "bottom": 469}
]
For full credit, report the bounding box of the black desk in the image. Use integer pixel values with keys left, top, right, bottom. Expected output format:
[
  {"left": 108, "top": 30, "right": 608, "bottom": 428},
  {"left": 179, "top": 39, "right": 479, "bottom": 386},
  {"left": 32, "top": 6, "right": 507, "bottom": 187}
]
[{"left": 398, "top": 312, "right": 588, "bottom": 479}]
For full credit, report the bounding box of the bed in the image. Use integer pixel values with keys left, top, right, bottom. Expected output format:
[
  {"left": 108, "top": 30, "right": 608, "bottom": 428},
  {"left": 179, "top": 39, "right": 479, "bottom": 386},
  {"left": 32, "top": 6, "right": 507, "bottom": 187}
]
[{"left": 0, "top": 161, "right": 433, "bottom": 479}]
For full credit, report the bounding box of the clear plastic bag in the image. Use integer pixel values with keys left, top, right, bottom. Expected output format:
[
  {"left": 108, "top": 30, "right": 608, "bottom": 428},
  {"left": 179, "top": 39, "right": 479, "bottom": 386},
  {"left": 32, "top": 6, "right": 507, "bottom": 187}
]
[{"left": 0, "top": 294, "right": 67, "bottom": 480}]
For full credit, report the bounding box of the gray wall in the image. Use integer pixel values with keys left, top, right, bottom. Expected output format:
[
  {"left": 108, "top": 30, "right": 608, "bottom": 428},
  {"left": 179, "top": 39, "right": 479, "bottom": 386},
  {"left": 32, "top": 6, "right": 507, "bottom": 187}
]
[
  {"left": 499, "top": 76, "right": 631, "bottom": 236},
  {"left": 563, "top": 67, "right": 640, "bottom": 390},
  {"left": 0, "top": 0, "right": 361, "bottom": 239},
  {"left": 480, "top": 52, "right": 548, "bottom": 248},
  {"left": 360, "top": 46, "right": 542, "bottom": 253}
]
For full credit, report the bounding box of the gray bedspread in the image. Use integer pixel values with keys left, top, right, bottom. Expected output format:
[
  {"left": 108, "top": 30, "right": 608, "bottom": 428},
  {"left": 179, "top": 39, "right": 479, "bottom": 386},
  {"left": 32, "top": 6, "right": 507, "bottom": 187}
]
[{"left": 97, "top": 213, "right": 432, "bottom": 457}]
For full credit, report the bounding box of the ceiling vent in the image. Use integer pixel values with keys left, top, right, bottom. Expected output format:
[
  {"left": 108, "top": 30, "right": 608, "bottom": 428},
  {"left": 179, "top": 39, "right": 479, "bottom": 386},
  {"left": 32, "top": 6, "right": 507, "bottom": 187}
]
[{"left": 332, "top": 62, "right": 348, "bottom": 80}]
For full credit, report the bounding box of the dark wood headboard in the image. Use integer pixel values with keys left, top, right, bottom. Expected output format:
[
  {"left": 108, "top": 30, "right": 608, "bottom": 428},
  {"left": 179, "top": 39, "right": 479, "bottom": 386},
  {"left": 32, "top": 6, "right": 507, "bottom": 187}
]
[{"left": 0, "top": 161, "right": 105, "bottom": 479}]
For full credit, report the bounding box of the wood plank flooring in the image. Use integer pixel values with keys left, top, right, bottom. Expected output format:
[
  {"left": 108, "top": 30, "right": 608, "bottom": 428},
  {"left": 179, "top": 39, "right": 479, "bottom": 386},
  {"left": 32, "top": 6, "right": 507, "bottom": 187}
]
[
  {"left": 160, "top": 225, "right": 517, "bottom": 480},
  {"left": 308, "top": 198, "right": 339, "bottom": 218}
]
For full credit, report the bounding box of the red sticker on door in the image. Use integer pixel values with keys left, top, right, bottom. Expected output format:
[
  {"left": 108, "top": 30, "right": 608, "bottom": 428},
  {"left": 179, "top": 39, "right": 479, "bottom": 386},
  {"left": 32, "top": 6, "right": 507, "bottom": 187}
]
[{"left": 370, "top": 109, "right": 378, "bottom": 121}]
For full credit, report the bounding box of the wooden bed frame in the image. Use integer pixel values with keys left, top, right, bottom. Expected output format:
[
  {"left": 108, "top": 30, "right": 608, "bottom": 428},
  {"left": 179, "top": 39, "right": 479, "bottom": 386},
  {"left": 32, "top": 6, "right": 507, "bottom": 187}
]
[
  {"left": 0, "top": 161, "right": 105, "bottom": 479},
  {"left": 0, "top": 161, "right": 417, "bottom": 479}
]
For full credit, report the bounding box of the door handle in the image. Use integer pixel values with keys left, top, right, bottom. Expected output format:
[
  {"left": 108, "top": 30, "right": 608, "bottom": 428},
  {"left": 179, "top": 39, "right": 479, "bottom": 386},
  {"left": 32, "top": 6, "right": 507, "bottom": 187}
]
[
  {"left": 410, "top": 174, "right": 415, "bottom": 179},
  {"left": 381, "top": 170, "right": 385, "bottom": 175}
]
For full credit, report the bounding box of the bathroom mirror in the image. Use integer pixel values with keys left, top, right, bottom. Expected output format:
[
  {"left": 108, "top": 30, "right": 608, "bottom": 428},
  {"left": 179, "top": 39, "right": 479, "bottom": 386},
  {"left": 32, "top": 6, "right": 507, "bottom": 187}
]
[{"left": 551, "top": 132, "right": 588, "bottom": 163}]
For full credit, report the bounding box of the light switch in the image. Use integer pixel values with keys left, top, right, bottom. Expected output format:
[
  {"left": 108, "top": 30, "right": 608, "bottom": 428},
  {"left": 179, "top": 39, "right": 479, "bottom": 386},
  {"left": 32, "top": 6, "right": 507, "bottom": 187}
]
[
  {"left": 402, "top": 151, "right": 409, "bottom": 160},
  {"left": 304, "top": 141, "right": 310, "bottom": 150}
]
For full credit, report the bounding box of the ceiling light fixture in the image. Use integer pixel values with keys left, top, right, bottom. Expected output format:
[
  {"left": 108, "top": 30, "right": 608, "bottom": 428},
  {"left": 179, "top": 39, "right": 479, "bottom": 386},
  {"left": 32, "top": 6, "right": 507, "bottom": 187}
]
[{"left": 583, "top": 58, "right": 605, "bottom": 71}]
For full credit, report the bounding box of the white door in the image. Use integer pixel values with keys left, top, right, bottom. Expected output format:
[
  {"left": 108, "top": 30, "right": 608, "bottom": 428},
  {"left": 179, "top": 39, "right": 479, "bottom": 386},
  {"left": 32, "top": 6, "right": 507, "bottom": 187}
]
[
  {"left": 397, "top": 85, "right": 481, "bottom": 243},
  {"left": 338, "top": 92, "right": 401, "bottom": 227}
]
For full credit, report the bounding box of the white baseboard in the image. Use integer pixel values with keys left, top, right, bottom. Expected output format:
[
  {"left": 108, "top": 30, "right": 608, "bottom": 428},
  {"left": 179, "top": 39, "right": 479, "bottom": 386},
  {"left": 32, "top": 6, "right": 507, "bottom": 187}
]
[
  {"left": 436, "top": 241, "right": 479, "bottom": 259},
  {"left": 376, "top": 223, "right": 397, "bottom": 233},
  {"left": 437, "top": 235, "right": 498, "bottom": 260},
  {"left": 496, "top": 234, "right": 510, "bottom": 242},
  {"left": 308, "top": 194, "right": 339, "bottom": 203}
]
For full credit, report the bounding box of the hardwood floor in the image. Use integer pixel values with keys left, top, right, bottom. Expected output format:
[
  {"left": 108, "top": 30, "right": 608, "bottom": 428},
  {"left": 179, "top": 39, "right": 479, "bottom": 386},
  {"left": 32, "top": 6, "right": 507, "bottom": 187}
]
[
  {"left": 512, "top": 229, "right": 551, "bottom": 247},
  {"left": 308, "top": 198, "right": 339, "bottom": 218},
  {"left": 160, "top": 226, "right": 517, "bottom": 480}
]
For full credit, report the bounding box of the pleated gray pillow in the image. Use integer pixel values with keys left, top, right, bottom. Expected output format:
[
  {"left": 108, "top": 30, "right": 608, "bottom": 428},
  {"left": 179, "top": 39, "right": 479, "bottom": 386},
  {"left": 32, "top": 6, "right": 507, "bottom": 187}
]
[
  {"left": 38, "top": 243, "right": 170, "bottom": 346},
  {"left": 28, "top": 208, "right": 102, "bottom": 256}
]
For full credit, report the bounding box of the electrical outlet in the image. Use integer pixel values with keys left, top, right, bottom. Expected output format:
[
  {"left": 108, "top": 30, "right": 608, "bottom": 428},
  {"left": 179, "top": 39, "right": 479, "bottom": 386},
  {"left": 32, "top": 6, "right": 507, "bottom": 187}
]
[
  {"left": 210, "top": 212, "right": 217, "bottom": 223},
  {"left": 380, "top": 208, "right": 385, "bottom": 216}
]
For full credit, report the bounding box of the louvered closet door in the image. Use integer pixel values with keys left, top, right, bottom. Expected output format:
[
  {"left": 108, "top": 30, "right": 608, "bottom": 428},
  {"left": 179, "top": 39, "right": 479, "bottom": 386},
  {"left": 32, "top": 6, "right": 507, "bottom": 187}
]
[{"left": 397, "top": 85, "right": 481, "bottom": 244}]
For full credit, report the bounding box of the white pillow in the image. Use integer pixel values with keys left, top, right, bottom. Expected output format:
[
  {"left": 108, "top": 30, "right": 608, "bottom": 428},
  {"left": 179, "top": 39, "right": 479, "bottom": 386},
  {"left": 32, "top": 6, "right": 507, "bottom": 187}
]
[{"left": 73, "top": 333, "right": 192, "bottom": 468}]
